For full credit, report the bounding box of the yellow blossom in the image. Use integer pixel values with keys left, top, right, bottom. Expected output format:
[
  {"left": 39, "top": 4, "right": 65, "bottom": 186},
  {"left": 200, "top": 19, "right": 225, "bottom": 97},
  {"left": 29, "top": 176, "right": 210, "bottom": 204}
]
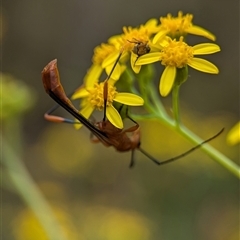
[
  {"left": 85, "top": 43, "right": 123, "bottom": 83},
  {"left": 72, "top": 80, "right": 144, "bottom": 129},
  {"left": 136, "top": 36, "right": 220, "bottom": 96},
  {"left": 153, "top": 11, "right": 216, "bottom": 44},
  {"left": 108, "top": 19, "right": 159, "bottom": 74}
]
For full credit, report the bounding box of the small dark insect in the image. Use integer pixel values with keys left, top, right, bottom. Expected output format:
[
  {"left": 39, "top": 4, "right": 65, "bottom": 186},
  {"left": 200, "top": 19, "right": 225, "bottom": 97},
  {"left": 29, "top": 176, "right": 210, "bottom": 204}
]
[
  {"left": 42, "top": 49, "right": 223, "bottom": 168},
  {"left": 128, "top": 38, "right": 151, "bottom": 56},
  {"left": 128, "top": 39, "right": 151, "bottom": 66}
]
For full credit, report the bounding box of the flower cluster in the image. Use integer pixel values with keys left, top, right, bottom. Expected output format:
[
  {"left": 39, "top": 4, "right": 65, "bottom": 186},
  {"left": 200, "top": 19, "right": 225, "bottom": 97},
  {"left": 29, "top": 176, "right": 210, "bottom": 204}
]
[{"left": 72, "top": 11, "right": 220, "bottom": 128}]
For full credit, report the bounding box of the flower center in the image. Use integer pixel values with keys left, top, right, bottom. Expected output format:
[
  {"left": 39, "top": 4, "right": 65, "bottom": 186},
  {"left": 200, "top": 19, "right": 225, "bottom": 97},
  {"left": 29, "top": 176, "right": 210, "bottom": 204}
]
[
  {"left": 160, "top": 37, "right": 194, "bottom": 68},
  {"left": 87, "top": 82, "right": 117, "bottom": 110},
  {"left": 92, "top": 44, "right": 117, "bottom": 65},
  {"left": 160, "top": 11, "right": 193, "bottom": 38}
]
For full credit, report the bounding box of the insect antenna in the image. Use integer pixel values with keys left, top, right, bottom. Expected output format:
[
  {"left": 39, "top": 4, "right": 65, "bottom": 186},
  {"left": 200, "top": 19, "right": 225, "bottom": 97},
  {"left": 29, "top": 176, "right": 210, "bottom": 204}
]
[{"left": 138, "top": 128, "right": 224, "bottom": 166}]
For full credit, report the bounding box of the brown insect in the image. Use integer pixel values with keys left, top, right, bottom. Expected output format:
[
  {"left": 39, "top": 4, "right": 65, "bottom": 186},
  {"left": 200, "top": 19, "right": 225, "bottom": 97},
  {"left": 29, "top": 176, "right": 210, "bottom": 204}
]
[
  {"left": 128, "top": 38, "right": 151, "bottom": 56},
  {"left": 128, "top": 38, "right": 151, "bottom": 66},
  {"left": 42, "top": 50, "right": 223, "bottom": 168}
]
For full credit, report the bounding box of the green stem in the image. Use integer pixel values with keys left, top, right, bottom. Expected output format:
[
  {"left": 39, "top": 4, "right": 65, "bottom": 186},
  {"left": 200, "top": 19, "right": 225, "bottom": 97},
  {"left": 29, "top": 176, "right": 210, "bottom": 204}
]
[
  {"left": 2, "top": 116, "right": 68, "bottom": 240},
  {"left": 132, "top": 113, "right": 240, "bottom": 178},
  {"left": 139, "top": 87, "right": 160, "bottom": 117},
  {"left": 137, "top": 76, "right": 168, "bottom": 119},
  {"left": 172, "top": 84, "right": 181, "bottom": 126},
  {"left": 2, "top": 138, "right": 68, "bottom": 240},
  {"left": 178, "top": 125, "right": 240, "bottom": 178},
  {"left": 148, "top": 81, "right": 168, "bottom": 118}
]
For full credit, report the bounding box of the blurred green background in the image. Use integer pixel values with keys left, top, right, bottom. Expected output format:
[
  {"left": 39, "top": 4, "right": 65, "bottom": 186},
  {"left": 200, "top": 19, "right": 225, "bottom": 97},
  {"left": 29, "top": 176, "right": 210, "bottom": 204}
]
[{"left": 2, "top": 0, "right": 239, "bottom": 240}]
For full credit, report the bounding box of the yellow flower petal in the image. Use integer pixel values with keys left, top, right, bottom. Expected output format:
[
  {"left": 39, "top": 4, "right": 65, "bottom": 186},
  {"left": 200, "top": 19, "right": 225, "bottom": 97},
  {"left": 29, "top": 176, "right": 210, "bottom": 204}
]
[
  {"left": 227, "top": 122, "right": 240, "bottom": 145},
  {"left": 102, "top": 51, "right": 120, "bottom": 68},
  {"left": 84, "top": 64, "right": 102, "bottom": 88},
  {"left": 108, "top": 78, "right": 117, "bottom": 86},
  {"left": 152, "top": 30, "right": 168, "bottom": 44},
  {"left": 74, "top": 103, "right": 94, "bottom": 130},
  {"left": 114, "top": 93, "right": 144, "bottom": 106},
  {"left": 80, "top": 98, "right": 89, "bottom": 108},
  {"left": 135, "top": 52, "right": 160, "bottom": 65},
  {"left": 187, "top": 25, "right": 216, "bottom": 41},
  {"left": 74, "top": 121, "right": 82, "bottom": 130},
  {"left": 144, "top": 18, "right": 159, "bottom": 33},
  {"left": 106, "top": 105, "right": 123, "bottom": 129},
  {"left": 108, "top": 35, "right": 122, "bottom": 48},
  {"left": 105, "top": 62, "right": 121, "bottom": 81},
  {"left": 150, "top": 43, "right": 162, "bottom": 52},
  {"left": 79, "top": 102, "right": 95, "bottom": 118},
  {"left": 71, "top": 87, "right": 89, "bottom": 100},
  {"left": 160, "top": 66, "right": 176, "bottom": 97},
  {"left": 193, "top": 43, "right": 220, "bottom": 55},
  {"left": 108, "top": 65, "right": 126, "bottom": 84},
  {"left": 188, "top": 57, "right": 219, "bottom": 74},
  {"left": 130, "top": 52, "right": 141, "bottom": 73},
  {"left": 145, "top": 18, "right": 158, "bottom": 26}
]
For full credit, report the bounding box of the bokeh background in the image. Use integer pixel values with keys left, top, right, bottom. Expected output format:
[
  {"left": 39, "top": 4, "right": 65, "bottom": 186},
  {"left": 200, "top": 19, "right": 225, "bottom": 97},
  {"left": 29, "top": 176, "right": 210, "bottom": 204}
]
[{"left": 2, "top": 0, "right": 239, "bottom": 240}]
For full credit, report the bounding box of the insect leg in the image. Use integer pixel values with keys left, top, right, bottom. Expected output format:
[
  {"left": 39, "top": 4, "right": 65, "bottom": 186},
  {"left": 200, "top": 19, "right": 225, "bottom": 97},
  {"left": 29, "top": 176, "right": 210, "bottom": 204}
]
[
  {"left": 103, "top": 47, "right": 125, "bottom": 122},
  {"left": 44, "top": 90, "right": 81, "bottom": 125},
  {"left": 44, "top": 102, "right": 79, "bottom": 124},
  {"left": 122, "top": 106, "right": 139, "bottom": 132},
  {"left": 155, "top": 128, "right": 225, "bottom": 166},
  {"left": 140, "top": 128, "right": 224, "bottom": 166},
  {"left": 123, "top": 107, "right": 224, "bottom": 166},
  {"left": 129, "top": 150, "right": 135, "bottom": 168},
  {"left": 138, "top": 147, "right": 161, "bottom": 165}
]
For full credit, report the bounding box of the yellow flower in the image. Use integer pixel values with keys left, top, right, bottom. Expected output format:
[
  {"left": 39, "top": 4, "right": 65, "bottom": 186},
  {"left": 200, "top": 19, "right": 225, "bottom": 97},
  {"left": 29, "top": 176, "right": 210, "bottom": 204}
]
[
  {"left": 136, "top": 36, "right": 220, "bottom": 96},
  {"left": 85, "top": 43, "right": 123, "bottom": 83},
  {"left": 109, "top": 19, "right": 158, "bottom": 52},
  {"left": 153, "top": 11, "right": 216, "bottom": 44},
  {"left": 72, "top": 80, "right": 144, "bottom": 129},
  {"left": 227, "top": 122, "right": 240, "bottom": 145},
  {"left": 108, "top": 19, "right": 159, "bottom": 74}
]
